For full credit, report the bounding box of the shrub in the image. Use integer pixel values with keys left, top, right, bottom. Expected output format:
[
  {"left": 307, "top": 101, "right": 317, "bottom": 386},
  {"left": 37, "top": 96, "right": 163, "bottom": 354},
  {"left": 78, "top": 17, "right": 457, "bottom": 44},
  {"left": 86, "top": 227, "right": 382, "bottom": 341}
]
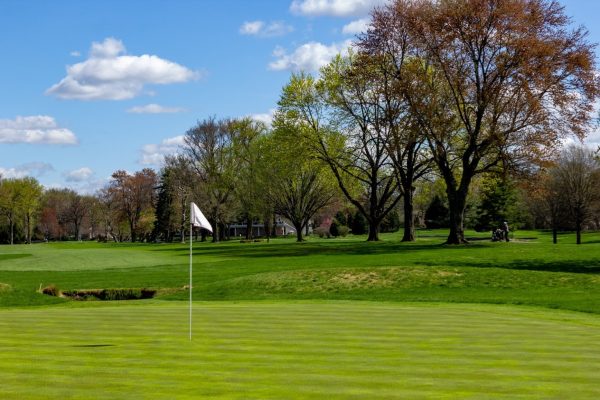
[
  {"left": 314, "top": 226, "right": 331, "bottom": 238},
  {"left": 337, "top": 225, "right": 349, "bottom": 237},
  {"left": 41, "top": 284, "right": 60, "bottom": 297},
  {"left": 330, "top": 220, "right": 340, "bottom": 237},
  {"left": 61, "top": 288, "right": 157, "bottom": 301},
  {"left": 351, "top": 211, "right": 368, "bottom": 235}
]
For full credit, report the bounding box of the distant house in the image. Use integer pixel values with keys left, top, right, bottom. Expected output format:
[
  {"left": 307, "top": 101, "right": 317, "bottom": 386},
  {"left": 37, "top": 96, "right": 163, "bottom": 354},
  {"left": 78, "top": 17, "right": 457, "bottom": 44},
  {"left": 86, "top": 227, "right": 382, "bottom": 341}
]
[{"left": 228, "top": 217, "right": 298, "bottom": 238}]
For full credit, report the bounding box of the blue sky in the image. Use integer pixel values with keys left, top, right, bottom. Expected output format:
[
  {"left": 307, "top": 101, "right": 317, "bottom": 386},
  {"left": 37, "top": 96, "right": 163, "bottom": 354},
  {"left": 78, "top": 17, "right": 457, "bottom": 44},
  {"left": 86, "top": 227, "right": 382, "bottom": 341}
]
[{"left": 0, "top": 0, "right": 598, "bottom": 193}]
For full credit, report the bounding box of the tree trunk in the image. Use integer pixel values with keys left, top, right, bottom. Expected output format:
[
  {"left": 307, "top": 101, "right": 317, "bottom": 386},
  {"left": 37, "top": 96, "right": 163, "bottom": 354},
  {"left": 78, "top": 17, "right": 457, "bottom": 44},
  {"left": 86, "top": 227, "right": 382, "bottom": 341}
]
[
  {"left": 245, "top": 216, "right": 252, "bottom": 240},
  {"left": 26, "top": 214, "right": 31, "bottom": 244},
  {"left": 367, "top": 220, "right": 379, "bottom": 241},
  {"left": 552, "top": 225, "right": 557, "bottom": 244},
  {"left": 293, "top": 222, "right": 304, "bottom": 242},
  {"left": 576, "top": 218, "right": 582, "bottom": 245},
  {"left": 212, "top": 222, "right": 219, "bottom": 243},
  {"left": 9, "top": 215, "right": 14, "bottom": 245},
  {"left": 401, "top": 188, "right": 415, "bottom": 242},
  {"left": 446, "top": 189, "right": 468, "bottom": 244}
]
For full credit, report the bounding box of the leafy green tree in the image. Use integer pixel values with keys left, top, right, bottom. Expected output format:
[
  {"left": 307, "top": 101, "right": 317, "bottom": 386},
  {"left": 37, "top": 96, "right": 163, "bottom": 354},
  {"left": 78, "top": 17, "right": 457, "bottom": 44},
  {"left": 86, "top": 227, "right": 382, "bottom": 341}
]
[
  {"left": 18, "top": 177, "right": 43, "bottom": 243},
  {"left": 260, "top": 123, "right": 337, "bottom": 242},
  {"left": 0, "top": 179, "right": 23, "bottom": 244},
  {"left": 474, "top": 177, "right": 518, "bottom": 232},
  {"left": 278, "top": 71, "right": 401, "bottom": 241}
]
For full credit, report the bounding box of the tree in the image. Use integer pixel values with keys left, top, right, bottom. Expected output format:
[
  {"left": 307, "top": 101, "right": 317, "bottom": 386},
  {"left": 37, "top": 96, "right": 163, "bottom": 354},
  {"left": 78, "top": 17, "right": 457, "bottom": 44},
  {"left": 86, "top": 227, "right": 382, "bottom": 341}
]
[
  {"left": 362, "top": 0, "right": 600, "bottom": 243},
  {"left": 551, "top": 146, "right": 600, "bottom": 244},
  {"left": 279, "top": 70, "right": 401, "bottom": 241},
  {"left": 184, "top": 117, "right": 239, "bottom": 242},
  {"left": 154, "top": 155, "right": 197, "bottom": 242},
  {"left": 0, "top": 179, "right": 22, "bottom": 244},
  {"left": 63, "top": 190, "right": 87, "bottom": 241},
  {"left": 18, "top": 177, "right": 43, "bottom": 243},
  {"left": 260, "top": 125, "right": 336, "bottom": 242},
  {"left": 474, "top": 177, "right": 518, "bottom": 232},
  {"left": 107, "top": 169, "right": 158, "bottom": 242},
  {"left": 230, "top": 118, "right": 269, "bottom": 240},
  {"left": 424, "top": 195, "right": 449, "bottom": 229}
]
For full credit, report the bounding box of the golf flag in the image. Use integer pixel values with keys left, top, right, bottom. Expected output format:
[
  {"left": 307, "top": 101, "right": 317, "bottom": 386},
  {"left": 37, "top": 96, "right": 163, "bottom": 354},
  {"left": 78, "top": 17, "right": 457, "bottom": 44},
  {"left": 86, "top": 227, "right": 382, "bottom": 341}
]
[
  {"left": 190, "top": 202, "right": 213, "bottom": 232},
  {"left": 189, "top": 202, "right": 211, "bottom": 341}
]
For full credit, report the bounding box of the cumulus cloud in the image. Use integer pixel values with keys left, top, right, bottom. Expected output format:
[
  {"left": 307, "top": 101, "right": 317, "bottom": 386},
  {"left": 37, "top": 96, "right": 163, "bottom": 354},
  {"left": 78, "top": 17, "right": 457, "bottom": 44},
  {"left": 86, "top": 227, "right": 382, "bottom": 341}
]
[
  {"left": 240, "top": 20, "right": 293, "bottom": 37},
  {"left": 46, "top": 37, "right": 199, "bottom": 100},
  {"left": 269, "top": 40, "right": 352, "bottom": 72},
  {"left": 64, "top": 167, "right": 94, "bottom": 182},
  {"left": 0, "top": 115, "right": 78, "bottom": 145},
  {"left": 140, "top": 135, "right": 185, "bottom": 165},
  {"left": 290, "top": 0, "right": 386, "bottom": 17},
  {"left": 0, "top": 162, "right": 54, "bottom": 179},
  {"left": 342, "top": 17, "right": 370, "bottom": 35},
  {"left": 127, "top": 103, "right": 187, "bottom": 114},
  {"left": 249, "top": 109, "right": 276, "bottom": 126},
  {"left": 584, "top": 126, "right": 600, "bottom": 148}
]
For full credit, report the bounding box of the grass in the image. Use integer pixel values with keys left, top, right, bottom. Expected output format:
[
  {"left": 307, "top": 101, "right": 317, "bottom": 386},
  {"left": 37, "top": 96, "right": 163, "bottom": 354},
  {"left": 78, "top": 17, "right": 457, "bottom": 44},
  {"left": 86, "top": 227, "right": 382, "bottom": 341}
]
[
  {"left": 2, "top": 229, "right": 599, "bottom": 312},
  {"left": 1, "top": 301, "right": 600, "bottom": 399},
  {"left": 2, "top": 229, "right": 600, "bottom": 397}
]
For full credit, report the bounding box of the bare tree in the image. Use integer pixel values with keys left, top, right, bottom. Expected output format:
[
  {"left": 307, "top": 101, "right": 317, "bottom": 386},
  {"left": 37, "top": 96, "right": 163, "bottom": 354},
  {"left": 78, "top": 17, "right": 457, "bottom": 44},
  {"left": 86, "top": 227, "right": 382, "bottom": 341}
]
[
  {"left": 184, "top": 117, "right": 239, "bottom": 242},
  {"left": 551, "top": 146, "right": 600, "bottom": 244}
]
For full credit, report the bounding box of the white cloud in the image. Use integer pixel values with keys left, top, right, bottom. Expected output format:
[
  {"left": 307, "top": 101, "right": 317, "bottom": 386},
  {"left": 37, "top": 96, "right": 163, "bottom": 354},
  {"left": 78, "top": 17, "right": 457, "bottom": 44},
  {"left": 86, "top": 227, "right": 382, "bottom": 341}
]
[
  {"left": 240, "top": 20, "right": 293, "bottom": 37},
  {"left": 584, "top": 126, "right": 600, "bottom": 149},
  {"left": 64, "top": 167, "right": 94, "bottom": 182},
  {"left": 140, "top": 135, "right": 185, "bottom": 165},
  {"left": 70, "top": 51, "right": 81, "bottom": 57},
  {"left": 47, "top": 37, "right": 199, "bottom": 100},
  {"left": 342, "top": 17, "right": 370, "bottom": 35},
  {"left": 290, "top": 0, "right": 386, "bottom": 17},
  {"left": 269, "top": 40, "right": 352, "bottom": 72},
  {"left": 240, "top": 21, "right": 264, "bottom": 35},
  {"left": 0, "top": 162, "right": 54, "bottom": 179},
  {"left": 249, "top": 109, "right": 276, "bottom": 126},
  {"left": 127, "top": 103, "right": 187, "bottom": 114},
  {"left": 0, "top": 116, "right": 78, "bottom": 145}
]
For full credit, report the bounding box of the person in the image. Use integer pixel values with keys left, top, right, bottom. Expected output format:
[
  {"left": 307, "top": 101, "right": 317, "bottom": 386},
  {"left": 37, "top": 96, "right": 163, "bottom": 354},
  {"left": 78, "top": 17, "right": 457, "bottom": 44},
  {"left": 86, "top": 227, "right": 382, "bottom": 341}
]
[{"left": 502, "top": 221, "right": 510, "bottom": 242}]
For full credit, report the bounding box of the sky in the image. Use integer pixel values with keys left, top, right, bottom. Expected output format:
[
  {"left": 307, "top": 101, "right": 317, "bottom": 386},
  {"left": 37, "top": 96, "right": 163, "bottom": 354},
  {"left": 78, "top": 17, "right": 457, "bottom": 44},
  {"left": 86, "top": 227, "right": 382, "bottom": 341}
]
[{"left": 0, "top": 0, "right": 599, "bottom": 193}]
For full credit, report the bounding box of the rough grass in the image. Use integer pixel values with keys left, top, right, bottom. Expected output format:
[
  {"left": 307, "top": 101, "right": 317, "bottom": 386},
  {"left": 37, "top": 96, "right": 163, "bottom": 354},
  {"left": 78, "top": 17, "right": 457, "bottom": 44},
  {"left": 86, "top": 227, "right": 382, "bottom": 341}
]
[{"left": 1, "top": 302, "right": 600, "bottom": 399}]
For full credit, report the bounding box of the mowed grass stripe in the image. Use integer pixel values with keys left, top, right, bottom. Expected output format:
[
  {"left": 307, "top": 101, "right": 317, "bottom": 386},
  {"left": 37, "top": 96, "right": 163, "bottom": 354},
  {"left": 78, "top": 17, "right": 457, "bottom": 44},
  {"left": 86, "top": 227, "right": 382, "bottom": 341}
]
[{"left": 0, "top": 301, "right": 599, "bottom": 399}]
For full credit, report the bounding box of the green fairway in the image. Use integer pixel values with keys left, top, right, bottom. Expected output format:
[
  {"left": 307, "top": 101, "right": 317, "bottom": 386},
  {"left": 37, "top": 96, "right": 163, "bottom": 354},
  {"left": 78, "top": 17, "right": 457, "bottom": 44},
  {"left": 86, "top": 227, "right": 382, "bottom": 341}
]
[
  {"left": 2, "top": 231, "right": 600, "bottom": 398},
  {"left": 1, "top": 230, "right": 600, "bottom": 312},
  {"left": 1, "top": 301, "right": 599, "bottom": 399}
]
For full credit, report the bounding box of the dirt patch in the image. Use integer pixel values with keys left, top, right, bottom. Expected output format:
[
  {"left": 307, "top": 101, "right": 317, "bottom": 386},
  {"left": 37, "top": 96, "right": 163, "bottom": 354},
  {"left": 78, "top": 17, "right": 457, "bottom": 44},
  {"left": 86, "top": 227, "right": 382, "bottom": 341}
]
[{"left": 0, "top": 283, "right": 10, "bottom": 292}]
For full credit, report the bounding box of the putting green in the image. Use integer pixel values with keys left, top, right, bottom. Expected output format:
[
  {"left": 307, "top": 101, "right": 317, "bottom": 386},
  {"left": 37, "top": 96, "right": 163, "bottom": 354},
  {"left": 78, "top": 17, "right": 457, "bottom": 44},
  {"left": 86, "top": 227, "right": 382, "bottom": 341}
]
[{"left": 1, "top": 301, "right": 599, "bottom": 399}]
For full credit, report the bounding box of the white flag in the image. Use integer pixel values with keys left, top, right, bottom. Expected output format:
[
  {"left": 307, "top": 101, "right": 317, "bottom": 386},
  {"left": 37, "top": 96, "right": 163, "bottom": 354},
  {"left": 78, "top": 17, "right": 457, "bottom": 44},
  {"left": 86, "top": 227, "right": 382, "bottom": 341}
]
[{"left": 190, "top": 202, "right": 213, "bottom": 232}]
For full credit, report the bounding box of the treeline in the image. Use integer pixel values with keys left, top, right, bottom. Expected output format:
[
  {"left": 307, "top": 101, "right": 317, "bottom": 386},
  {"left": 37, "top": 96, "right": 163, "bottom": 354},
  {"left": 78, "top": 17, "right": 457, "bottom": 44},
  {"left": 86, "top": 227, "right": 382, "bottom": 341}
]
[{"left": 1, "top": 0, "right": 599, "bottom": 245}]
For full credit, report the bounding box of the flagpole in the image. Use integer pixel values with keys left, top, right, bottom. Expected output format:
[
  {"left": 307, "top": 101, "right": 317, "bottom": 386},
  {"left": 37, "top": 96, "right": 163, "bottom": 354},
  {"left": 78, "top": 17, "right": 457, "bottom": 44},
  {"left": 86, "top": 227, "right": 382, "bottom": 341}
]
[{"left": 189, "top": 218, "right": 193, "bottom": 341}]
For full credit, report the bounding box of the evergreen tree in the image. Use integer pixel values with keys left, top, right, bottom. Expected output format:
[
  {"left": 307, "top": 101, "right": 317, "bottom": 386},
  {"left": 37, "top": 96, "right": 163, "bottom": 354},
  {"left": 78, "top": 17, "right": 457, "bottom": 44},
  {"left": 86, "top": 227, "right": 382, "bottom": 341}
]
[{"left": 424, "top": 196, "right": 449, "bottom": 229}]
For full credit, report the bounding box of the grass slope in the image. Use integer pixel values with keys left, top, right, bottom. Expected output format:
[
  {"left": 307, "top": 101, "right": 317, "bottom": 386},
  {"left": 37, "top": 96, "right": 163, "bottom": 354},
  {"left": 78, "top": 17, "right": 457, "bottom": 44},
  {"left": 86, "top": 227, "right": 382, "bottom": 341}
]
[
  {"left": 1, "top": 301, "right": 600, "bottom": 399},
  {"left": 1, "top": 230, "right": 599, "bottom": 313}
]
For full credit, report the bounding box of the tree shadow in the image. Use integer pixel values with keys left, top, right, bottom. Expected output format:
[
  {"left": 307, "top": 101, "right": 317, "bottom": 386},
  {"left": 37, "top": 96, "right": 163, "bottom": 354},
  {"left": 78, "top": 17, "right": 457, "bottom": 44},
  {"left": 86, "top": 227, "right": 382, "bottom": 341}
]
[{"left": 424, "top": 258, "right": 600, "bottom": 274}]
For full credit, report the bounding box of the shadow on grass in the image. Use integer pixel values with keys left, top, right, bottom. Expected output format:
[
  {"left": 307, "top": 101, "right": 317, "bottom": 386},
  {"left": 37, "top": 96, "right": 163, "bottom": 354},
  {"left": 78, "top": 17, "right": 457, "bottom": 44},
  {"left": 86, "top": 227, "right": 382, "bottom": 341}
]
[
  {"left": 425, "top": 258, "right": 600, "bottom": 274},
  {"left": 156, "top": 240, "right": 458, "bottom": 259}
]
